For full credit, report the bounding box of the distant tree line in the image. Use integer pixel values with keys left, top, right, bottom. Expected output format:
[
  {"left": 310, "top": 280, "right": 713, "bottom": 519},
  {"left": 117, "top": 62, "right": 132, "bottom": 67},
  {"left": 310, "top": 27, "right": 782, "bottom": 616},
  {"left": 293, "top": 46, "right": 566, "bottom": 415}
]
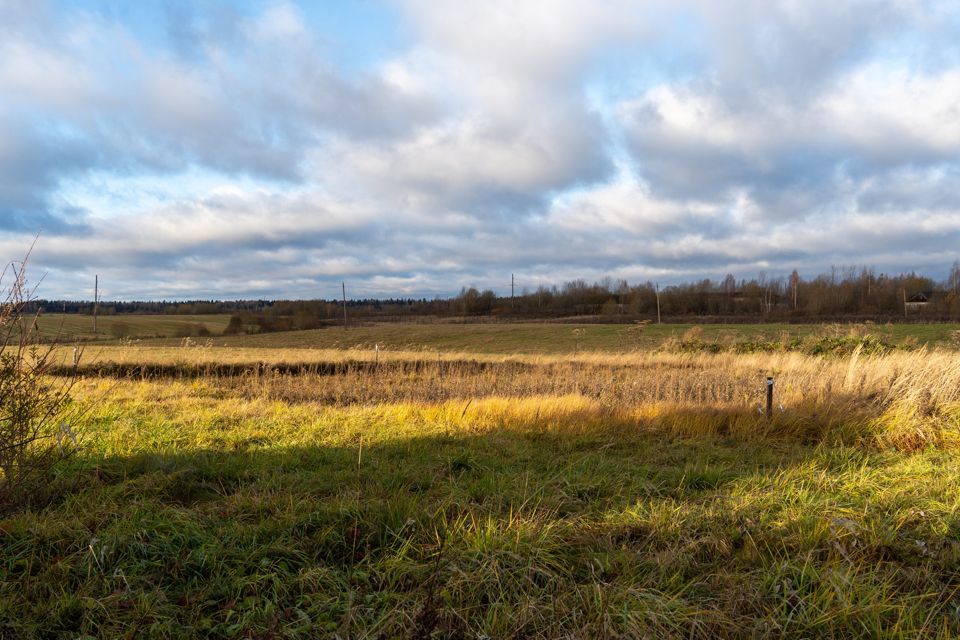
[
  {"left": 27, "top": 262, "right": 960, "bottom": 331},
  {"left": 443, "top": 264, "right": 960, "bottom": 321}
]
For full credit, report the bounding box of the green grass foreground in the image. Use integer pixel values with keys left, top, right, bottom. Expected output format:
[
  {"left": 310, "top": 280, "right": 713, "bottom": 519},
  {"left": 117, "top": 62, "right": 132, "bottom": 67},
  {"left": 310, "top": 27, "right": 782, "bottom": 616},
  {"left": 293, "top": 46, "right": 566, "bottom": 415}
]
[{"left": 2, "top": 382, "right": 960, "bottom": 638}]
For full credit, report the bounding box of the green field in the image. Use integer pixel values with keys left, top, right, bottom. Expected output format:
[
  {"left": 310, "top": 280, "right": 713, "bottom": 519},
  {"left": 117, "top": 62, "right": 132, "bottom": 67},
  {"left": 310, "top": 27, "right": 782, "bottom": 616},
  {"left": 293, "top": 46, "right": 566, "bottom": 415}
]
[
  {"left": 33, "top": 314, "right": 960, "bottom": 353},
  {"left": 180, "top": 320, "right": 960, "bottom": 353},
  {"left": 35, "top": 314, "right": 231, "bottom": 341}
]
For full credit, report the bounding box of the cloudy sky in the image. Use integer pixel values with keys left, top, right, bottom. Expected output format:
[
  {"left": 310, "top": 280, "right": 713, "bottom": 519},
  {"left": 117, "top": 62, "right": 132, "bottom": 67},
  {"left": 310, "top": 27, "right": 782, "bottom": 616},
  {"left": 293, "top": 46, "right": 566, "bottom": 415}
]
[{"left": 2, "top": 0, "right": 959, "bottom": 300}]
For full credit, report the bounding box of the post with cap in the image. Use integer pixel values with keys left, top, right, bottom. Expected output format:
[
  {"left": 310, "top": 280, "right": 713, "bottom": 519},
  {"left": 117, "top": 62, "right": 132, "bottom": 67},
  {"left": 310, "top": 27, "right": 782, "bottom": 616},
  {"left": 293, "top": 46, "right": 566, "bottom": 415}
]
[{"left": 766, "top": 376, "right": 774, "bottom": 419}]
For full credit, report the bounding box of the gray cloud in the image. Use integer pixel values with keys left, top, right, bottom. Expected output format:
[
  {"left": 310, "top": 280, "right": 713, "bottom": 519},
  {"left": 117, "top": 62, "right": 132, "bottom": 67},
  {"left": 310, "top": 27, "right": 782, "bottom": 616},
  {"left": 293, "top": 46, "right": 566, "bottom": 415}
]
[
  {"left": 0, "top": 0, "right": 959, "bottom": 298},
  {"left": 0, "top": 110, "right": 97, "bottom": 232},
  {"left": 0, "top": 0, "right": 444, "bottom": 227}
]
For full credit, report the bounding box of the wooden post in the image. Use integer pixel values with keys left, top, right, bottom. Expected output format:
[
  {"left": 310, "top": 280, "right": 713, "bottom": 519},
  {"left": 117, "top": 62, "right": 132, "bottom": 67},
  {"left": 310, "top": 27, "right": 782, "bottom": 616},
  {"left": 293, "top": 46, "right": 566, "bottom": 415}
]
[
  {"left": 766, "top": 377, "right": 774, "bottom": 419},
  {"left": 511, "top": 273, "right": 515, "bottom": 311},
  {"left": 903, "top": 289, "right": 908, "bottom": 318},
  {"left": 342, "top": 281, "right": 347, "bottom": 329}
]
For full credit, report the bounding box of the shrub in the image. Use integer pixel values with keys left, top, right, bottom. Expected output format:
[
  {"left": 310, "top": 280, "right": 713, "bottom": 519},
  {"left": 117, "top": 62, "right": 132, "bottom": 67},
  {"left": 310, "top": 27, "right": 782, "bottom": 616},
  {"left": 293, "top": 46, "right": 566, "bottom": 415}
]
[
  {"left": 223, "top": 314, "right": 243, "bottom": 335},
  {"left": 0, "top": 253, "right": 80, "bottom": 514}
]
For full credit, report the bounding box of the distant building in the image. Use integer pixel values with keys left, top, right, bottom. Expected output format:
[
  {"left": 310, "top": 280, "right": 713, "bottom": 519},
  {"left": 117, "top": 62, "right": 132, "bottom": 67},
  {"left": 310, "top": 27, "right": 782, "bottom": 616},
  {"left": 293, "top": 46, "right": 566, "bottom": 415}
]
[{"left": 905, "top": 291, "right": 932, "bottom": 312}]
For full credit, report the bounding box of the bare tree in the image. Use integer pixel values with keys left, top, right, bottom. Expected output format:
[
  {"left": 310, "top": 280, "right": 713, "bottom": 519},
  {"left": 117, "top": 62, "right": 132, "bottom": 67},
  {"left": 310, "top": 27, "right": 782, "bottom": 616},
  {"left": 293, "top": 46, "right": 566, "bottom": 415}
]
[
  {"left": 949, "top": 260, "right": 960, "bottom": 296},
  {"left": 789, "top": 270, "right": 801, "bottom": 311}
]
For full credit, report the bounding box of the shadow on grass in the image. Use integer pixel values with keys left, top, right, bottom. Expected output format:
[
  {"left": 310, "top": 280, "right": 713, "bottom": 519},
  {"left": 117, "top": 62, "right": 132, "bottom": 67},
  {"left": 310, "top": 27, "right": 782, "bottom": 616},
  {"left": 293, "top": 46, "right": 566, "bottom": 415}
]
[
  {"left": 48, "top": 358, "right": 540, "bottom": 379},
  {"left": 3, "top": 417, "right": 957, "bottom": 639}
]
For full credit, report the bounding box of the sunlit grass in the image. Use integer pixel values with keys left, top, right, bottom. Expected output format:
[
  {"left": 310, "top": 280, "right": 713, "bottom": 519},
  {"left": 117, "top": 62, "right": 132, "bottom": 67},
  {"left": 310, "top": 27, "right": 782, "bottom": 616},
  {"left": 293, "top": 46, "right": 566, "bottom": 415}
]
[{"left": 2, "top": 344, "right": 960, "bottom": 637}]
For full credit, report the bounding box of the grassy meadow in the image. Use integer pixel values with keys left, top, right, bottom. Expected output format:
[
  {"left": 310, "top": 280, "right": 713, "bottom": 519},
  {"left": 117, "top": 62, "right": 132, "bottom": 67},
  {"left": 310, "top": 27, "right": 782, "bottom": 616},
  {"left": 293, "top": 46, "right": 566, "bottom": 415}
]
[
  {"left": 34, "top": 313, "right": 960, "bottom": 353},
  {"left": 3, "top": 322, "right": 960, "bottom": 637},
  {"left": 34, "top": 313, "right": 231, "bottom": 342}
]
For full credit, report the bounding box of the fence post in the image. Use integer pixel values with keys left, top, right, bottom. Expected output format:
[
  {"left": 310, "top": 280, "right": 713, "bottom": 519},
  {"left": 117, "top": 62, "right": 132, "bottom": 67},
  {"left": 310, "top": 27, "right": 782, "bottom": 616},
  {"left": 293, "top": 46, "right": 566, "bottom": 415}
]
[{"left": 766, "top": 376, "right": 774, "bottom": 419}]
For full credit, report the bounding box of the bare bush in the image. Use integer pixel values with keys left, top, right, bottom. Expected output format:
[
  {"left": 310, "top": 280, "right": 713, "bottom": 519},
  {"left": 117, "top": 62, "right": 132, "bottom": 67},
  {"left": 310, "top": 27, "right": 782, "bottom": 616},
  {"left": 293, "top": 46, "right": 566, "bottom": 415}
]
[{"left": 0, "top": 251, "right": 80, "bottom": 514}]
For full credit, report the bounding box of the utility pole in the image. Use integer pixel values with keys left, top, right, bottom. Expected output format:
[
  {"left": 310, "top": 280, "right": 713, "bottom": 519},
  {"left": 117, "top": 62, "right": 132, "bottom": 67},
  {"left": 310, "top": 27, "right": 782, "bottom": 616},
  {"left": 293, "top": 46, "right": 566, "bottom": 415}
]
[
  {"left": 511, "top": 273, "right": 515, "bottom": 311},
  {"left": 655, "top": 282, "right": 661, "bottom": 325},
  {"left": 93, "top": 274, "right": 99, "bottom": 335},
  {"left": 342, "top": 281, "right": 348, "bottom": 329}
]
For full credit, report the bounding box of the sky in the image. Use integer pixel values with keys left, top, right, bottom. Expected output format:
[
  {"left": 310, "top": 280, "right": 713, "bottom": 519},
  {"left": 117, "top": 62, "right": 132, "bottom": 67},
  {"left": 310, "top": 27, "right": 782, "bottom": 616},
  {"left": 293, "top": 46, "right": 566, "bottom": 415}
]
[{"left": 1, "top": 0, "right": 959, "bottom": 300}]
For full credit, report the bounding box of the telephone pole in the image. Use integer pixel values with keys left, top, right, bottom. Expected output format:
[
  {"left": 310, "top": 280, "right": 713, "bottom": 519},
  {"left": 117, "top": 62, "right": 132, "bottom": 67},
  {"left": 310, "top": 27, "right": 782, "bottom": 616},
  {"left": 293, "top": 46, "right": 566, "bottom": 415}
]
[
  {"left": 342, "top": 281, "right": 348, "bottom": 329},
  {"left": 93, "top": 274, "right": 99, "bottom": 335}
]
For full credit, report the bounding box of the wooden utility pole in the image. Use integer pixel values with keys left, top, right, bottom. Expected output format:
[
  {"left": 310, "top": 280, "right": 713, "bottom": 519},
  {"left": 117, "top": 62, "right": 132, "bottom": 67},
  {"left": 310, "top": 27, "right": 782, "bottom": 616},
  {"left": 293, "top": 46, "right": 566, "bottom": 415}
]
[
  {"left": 790, "top": 270, "right": 799, "bottom": 311},
  {"left": 511, "top": 273, "right": 515, "bottom": 311},
  {"left": 655, "top": 282, "right": 661, "bottom": 325},
  {"left": 342, "top": 281, "right": 348, "bottom": 329},
  {"left": 93, "top": 274, "right": 99, "bottom": 335}
]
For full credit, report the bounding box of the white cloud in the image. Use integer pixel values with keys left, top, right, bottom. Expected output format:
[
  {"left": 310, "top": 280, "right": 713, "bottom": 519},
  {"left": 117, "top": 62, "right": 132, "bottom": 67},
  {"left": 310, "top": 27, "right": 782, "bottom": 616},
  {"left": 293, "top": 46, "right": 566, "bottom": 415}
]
[{"left": 1, "top": 0, "right": 959, "bottom": 298}]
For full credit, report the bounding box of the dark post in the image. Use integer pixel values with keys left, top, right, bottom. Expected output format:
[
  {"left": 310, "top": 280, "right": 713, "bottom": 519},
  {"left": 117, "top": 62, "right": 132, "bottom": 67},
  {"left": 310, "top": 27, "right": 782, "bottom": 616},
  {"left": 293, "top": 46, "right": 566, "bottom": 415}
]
[
  {"left": 342, "top": 281, "right": 347, "bottom": 330},
  {"left": 766, "top": 376, "right": 774, "bottom": 419}
]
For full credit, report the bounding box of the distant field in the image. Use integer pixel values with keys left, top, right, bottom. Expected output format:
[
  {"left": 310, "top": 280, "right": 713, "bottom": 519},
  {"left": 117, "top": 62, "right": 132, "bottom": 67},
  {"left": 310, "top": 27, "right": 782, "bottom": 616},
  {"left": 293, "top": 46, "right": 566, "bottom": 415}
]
[
  {"left": 34, "top": 313, "right": 231, "bottom": 340},
  {"left": 26, "top": 316, "right": 960, "bottom": 372},
  {"left": 127, "top": 320, "right": 960, "bottom": 354}
]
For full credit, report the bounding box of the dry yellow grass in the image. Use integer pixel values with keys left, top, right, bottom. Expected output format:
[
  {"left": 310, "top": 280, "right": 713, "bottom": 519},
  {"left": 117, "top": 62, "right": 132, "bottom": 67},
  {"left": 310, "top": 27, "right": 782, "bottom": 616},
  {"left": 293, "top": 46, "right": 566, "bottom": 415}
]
[{"left": 64, "top": 344, "right": 960, "bottom": 453}]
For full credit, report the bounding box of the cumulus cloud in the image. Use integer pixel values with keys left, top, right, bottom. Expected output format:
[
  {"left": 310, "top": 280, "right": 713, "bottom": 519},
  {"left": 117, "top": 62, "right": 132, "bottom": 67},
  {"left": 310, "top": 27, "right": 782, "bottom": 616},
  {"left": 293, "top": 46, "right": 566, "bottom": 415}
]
[
  {"left": 0, "top": 0, "right": 959, "bottom": 298},
  {"left": 0, "top": 0, "right": 442, "bottom": 218},
  {"left": 618, "top": 4, "right": 960, "bottom": 220}
]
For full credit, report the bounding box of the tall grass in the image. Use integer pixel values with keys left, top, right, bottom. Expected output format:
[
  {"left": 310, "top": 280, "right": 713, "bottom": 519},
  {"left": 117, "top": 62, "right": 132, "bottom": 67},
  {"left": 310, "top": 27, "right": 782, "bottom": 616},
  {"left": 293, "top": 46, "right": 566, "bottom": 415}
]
[
  {"left": 63, "top": 347, "right": 960, "bottom": 452},
  {"left": 2, "top": 345, "right": 960, "bottom": 637}
]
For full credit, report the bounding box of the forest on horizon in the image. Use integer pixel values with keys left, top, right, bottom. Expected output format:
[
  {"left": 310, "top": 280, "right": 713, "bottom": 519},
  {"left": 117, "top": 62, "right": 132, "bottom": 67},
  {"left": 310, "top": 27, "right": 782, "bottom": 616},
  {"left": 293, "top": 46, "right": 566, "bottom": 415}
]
[{"left": 29, "top": 263, "right": 960, "bottom": 330}]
